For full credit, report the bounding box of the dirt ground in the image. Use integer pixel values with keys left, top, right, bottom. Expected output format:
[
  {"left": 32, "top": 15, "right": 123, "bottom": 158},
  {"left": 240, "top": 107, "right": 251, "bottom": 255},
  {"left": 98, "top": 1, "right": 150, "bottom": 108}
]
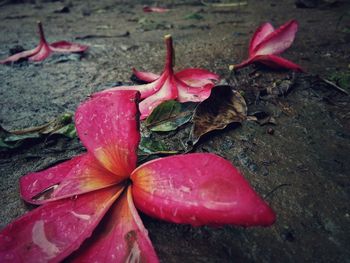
[{"left": 0, "top": 0, "right": 349, "bottom": 262}]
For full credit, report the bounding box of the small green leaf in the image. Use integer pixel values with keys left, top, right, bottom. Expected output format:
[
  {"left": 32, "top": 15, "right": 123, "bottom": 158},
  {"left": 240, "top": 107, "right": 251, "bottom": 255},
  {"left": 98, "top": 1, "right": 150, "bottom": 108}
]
[
  {"left": 145, "top": 100, "right": 197, "bottom": 132},
  {"left": 138, "top": 135, "right": 178, "bottom": 155},
  {"left": 184, "top": 13, "right": 203, "bottom": 20}
]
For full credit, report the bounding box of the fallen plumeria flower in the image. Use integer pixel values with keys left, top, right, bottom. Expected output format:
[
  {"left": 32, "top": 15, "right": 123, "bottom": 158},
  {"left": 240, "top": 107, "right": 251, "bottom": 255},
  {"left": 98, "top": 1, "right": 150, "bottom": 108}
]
[
  {"left": 232, "top": 20, "right": 304, "bottom": 72},
  {"left": 143, "top": 6, "right": 170, "bottom": 13},
  {"left": 0, "top": 90, "right": 275, "bottom": 262},
  {"left": 101, "top": 34, "right": 220, "bottom": 119},
  {"left": 0, "top": 21, "right": 88, "bottom": 64}
]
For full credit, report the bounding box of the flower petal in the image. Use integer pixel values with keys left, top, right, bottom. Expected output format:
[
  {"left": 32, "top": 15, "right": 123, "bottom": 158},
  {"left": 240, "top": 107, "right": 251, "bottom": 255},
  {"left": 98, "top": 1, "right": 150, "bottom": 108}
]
[
  {"left": 75, "top": 90, "right": 140, "bottom": 177},
  {"left": 21, "top": 153, "right": 125, "bottom": 205},
  {"left": 176, "top": 78, "right": 214, "bottom": 103},
  {"left": 254, "top": 20, "right": 298, "bottom": 56},
  {"left": 249, "top": 22, "right": 274, "bottom": 55},
  {"left": 175, "top": 68, "right": 220, "bottom": 86},
  {"left": 139, "top": 77, "right": 178, "bottom": 120},
  {"left": 0, "top": 46, "right": 41, "bottom": 64},
  {"left": 132, "top": 68, "right": 160, "bottom": 83},
  {"left": 100, "top": 74, "right": 166, "bottom": 99},
  {"left": 28, "top": 43, "right": 52, "bottom": 61},
  {"left": 131, "top": 153, "right": 276, "bottom": 227},
  {"left": 254, "top": 54, "right": 304, "bottom": 72},
  {"left": 49, "top": 41, "right": 88, "bottom": 53},
  {"left": 19, "top": 155, "right": 84, "bottom": 204},
  {"left": 0, "top": 186, "right": 123, "bottom": 263},
  {"left": 69, "top": 187, "right": 159, "bottom": 263}
]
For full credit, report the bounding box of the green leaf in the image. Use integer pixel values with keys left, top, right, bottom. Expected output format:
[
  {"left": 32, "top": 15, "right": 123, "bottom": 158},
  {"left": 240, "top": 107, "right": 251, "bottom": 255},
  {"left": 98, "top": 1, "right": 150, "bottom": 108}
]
[
  {"left": 184, "top": 13, "right": 203, "bottom": 20},
  {"left": 145, "top": 100, "right": 197, "bottom": 132},
  {"left": 138, "top": 135, "right": 178, "bottom": 156},
  {"left": 0, "top": 113, "right": 77, "bottom": 151}
]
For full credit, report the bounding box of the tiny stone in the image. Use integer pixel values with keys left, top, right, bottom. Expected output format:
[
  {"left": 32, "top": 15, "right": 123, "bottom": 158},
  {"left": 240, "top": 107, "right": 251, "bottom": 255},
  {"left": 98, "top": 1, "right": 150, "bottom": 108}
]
[{"left": 267, "top": 127, "right": 274, "bottom": 135}]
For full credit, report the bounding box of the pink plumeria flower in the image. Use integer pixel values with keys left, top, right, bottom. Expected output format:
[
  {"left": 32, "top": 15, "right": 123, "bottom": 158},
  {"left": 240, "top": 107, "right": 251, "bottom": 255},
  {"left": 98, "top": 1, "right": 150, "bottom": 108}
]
[
  {"left": 233, "top": 20, "right": 304, "bottom": 72},
  {"left": 0, "top": 90, "right": 275, "bottom": 262},
  {"left": 102, "top": 34, "right": 220, "bottom": 119},
  {"left": 0, "top": 21, "right": 88, "bottom": 64}
]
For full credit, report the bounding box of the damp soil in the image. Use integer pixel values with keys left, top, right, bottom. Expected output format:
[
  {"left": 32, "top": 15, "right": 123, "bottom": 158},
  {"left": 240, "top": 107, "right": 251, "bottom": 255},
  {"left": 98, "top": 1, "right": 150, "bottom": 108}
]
[{"left": 0, "top": 0, "right": 349, "bottom": 262}]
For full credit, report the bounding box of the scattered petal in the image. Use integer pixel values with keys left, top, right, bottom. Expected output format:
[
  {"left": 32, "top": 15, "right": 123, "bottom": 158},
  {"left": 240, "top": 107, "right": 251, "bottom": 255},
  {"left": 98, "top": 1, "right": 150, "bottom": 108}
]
[
  {"left": 133, "top": 68, "right": 160, "bottom": 83},
  {"left": 131, "top": 153, "right": 276, "bottom": 227},
  {"left": 249, "top": 22, "right": 274, "bottom": 55}
]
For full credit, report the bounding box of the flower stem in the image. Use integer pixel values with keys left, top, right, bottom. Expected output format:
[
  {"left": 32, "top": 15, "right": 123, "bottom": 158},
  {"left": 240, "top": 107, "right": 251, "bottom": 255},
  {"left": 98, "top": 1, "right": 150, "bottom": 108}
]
[{"left": 164, "top": 34, "right": 174, "bottom": 72}]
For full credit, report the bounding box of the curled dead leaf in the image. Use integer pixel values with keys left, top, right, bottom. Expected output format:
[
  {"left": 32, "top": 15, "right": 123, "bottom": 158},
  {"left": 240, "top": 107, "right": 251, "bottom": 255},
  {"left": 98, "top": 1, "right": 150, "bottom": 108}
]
[{"left": 190, "top": 85, "right": 247, "bottom": 144}]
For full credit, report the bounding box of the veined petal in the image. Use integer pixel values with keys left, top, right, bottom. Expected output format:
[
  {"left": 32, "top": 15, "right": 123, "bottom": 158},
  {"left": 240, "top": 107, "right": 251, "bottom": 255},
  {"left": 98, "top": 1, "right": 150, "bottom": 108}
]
[
  {"left": 0, "top": 186, "right": 123, "bottom": 263},
  {"left": 132, "top": 68, "right": 160, "bottom": 83},
  {"left": 131, "top": 153, "right": 276, "bottom": 227},
  {"left": 20, "top": 155, "right": 84, "bottom": 204},
  {"left": 139, "top": 76, "right": 178, "bottom": 120},
  {"left": 0, "top": 46, "right": 41, "bottom": 64},
  {"left": 75, "top": 90, "right": 140, "bottom": 177},
  {"left": 69, "top": 187, "right": 159, "bottom": 263},
  {"left": 29, "top": 43, "right": 52, "bottom": 61},
  {"left": 175, "top": 68, "right": 220, "bottom": 86},
  {"left": 21, "top": 153, "right": 126, "bottom": 205},
  {"left": 176, "top": 77, "right": 214, "bottom": 103},
  {"left": 249, "top": 22, "right": 274, "bottom": 55},
  {"left": 254, "top": 54, "right": 304, "bottom": 72},
  {"left": 50, "top": 41, "right": 88, "bottom": 53},
  {"left": 254, "top": 20, "right": 298, "bottom": 56},
  {"left": 100, "top": 73, "right": 166, "bottom": 100}
]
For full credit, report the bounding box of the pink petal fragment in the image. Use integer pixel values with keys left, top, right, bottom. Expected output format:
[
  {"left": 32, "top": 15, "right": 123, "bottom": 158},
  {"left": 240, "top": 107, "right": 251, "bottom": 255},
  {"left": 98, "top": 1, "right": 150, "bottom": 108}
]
[
  {"left": 255, "top": 54, "right": 304, "bottom": 72},
  {"left": 139, "top": 77, "right": 178, "bottom": 120},
  {"left": 69, "top": 187, "right": 159, "bottom": 263},
  {"left": 0, "top": 186, "right": 123, "bottom": 263},
  {"left": 176, "top": 78, "right": 214, "bottom": 103},
  {"left": 132, "top": 68, "right": 160, "bottom": 83},
  {"left": 131, "top": 153, "right": 276, "bottom": 227},
  {"left": 75, "top": 90, "right": 140, "bottom": 177},
  {"left": 254, "top": 20, "right": 298, "bottom": 56},
  {"left": 143, "top": 6, "right": 170, "bottom": 13},
  {"left": 249, "top": 22, "right": 274, "bottom": 55},
  {"left": 50, "top": 41, "right": 88, "bottom": 53},
  {"left": 20, "top": 154, "right": 84, "bottom": 204}
]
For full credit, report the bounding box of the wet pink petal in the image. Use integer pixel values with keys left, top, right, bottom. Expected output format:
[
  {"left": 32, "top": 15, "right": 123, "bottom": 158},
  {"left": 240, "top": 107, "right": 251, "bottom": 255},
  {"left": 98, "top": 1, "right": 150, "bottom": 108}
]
[
  {"left": 139, "top": 77, "right": 178, "bottom": 119},
  {"left": 143, "top": 6, "right": 170, "bottom": 13},
  {"left": 254, "top": 20, "right": 298, "bottom": 56},
  {"left": 20, "top": 155, "right": 84, "bottom": 204},
  {"left": 249, "top": 22, "right": 274, "bottom": 55},
  {"left": 50, "top": 41, "right": 88, "bottom": 53},
  {"left": 132, "top": 68, "right": 160, "bottom": 83},
  {"left": 0, "top": 186, "right": 123, "bottom": 263},
  {"left": 21, "top": 153, "right": 125, "bottom": 205},
  {"left": 0, "top": 21, "right": 87, "bottom": 64},
  {"left": 176, "top": 78, "right": 213, "bottom": 103},
  {"left": 255, "top": 54, "right": 304, "bottom": 72},
  {"left": 100, "top": 73, "right": 166, "bottom": 99},
  {"left": 70, "top": 187, "right": 159, "bottom": 263},
  {"left": 131, "top": 153, "right": 276, "bottom": 227},
  {"left": 75, "top": 90, "right": 140, "bottom": 177},
  {"left": 175, "top": 68, "right": 220, "bottom": 84}
]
